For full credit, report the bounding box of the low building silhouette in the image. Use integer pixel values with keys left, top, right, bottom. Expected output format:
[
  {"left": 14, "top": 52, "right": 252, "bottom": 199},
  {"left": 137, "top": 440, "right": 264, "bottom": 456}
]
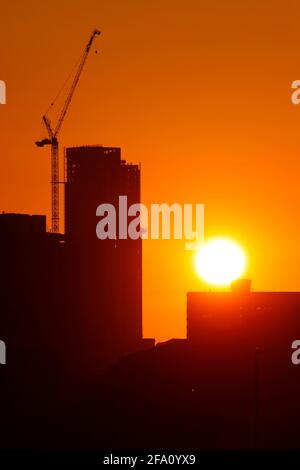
[
  {"left": 100, "top": 284, "right": 300, "bottom": 450},
  {"left": 0, "top": 213, "right": 76, "bottom": 447}
]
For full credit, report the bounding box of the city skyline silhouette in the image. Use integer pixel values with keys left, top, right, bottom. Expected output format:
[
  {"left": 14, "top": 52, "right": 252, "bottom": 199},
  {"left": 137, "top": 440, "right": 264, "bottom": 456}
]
[
  {"left": 1, "top": 143, "right": 300, "bottom": 451},
  {"left": 2, "top": 1, "right": 300, "bottom": 343},
  {"left": 2, "top": 1, "right": 300, "bottom": 461}
]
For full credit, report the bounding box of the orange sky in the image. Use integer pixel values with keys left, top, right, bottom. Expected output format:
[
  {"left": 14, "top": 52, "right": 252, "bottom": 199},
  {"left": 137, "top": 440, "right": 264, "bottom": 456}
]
[{"left": 1, "top": 0, "right": 300, "bottom": 341}]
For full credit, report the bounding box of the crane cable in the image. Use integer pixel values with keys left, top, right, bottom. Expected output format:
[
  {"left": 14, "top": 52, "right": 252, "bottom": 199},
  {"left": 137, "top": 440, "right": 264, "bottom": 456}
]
[{"left": 43, "top": 49, "right": 86, "bottom": 119}]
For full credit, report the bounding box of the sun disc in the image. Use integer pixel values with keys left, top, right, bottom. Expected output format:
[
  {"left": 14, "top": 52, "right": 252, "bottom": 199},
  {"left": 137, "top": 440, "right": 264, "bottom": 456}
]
[{"left": 195, "top": 238, "right": 246, "bottom": 286}]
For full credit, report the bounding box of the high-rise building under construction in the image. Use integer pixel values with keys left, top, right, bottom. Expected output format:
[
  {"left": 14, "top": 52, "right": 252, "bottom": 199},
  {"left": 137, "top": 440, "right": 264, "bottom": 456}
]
[{"left": 65, "top": 146, "right": 145, "bottom": 371}]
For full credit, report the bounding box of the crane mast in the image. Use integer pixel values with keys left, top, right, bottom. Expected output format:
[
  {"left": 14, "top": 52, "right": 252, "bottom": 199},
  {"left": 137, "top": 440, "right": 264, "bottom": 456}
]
[{"left": 36, "top": 29, "right": 100, "bottom": 233}]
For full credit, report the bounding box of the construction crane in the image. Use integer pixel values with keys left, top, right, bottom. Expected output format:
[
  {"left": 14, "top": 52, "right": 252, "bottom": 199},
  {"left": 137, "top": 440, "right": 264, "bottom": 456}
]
[{"left": 36, "top": 29, "right": 101, "bottom": 233}]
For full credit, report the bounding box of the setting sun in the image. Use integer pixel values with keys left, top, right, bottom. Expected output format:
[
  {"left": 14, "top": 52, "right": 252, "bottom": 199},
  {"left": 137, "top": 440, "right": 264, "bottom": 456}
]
[{"left": 195, "top": 238, "right": 246, "bottom": 286}]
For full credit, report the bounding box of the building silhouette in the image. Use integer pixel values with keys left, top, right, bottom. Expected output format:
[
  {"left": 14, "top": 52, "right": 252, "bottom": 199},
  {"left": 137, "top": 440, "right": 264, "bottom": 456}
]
[
  {"left": 65, "top": 146, "right": 153, "bottom": 374},
  {"left": 185, "top": 284, "right": 300, "bottom": 448},
  {"left": 0, "top": 213, "right": 70, "bottom": 369},
  {"left": 0, "top": 213, "right": 76, "bottom": 447}
]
